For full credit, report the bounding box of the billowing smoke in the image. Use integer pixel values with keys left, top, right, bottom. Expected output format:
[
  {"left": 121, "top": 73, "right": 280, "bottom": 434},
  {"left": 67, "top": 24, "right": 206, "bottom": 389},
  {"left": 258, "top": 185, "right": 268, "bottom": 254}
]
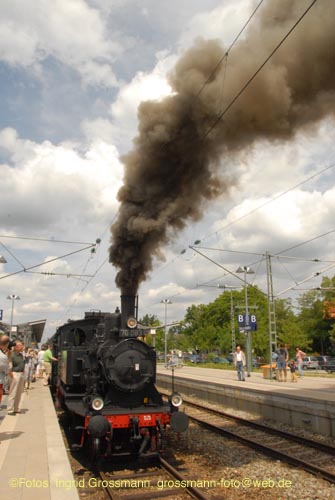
[{"left": 109, "top": 0, "right": 334, "bottom": 295}]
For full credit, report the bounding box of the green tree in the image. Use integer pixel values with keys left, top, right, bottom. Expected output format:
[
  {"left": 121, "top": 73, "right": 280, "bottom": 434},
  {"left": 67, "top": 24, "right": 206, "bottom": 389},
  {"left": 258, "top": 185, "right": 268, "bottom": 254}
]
[
  {"left": 142, "top": 274, "right": 335, "bottom": 358},
  {"left": 297, "top": 289, "right": 332, "bottom": 354},
  {"left": 275, "top": 298, "right": 310, "bottom": 356},
  {"left": 138, "top": 314, "right": 161, "bottom": 348}
]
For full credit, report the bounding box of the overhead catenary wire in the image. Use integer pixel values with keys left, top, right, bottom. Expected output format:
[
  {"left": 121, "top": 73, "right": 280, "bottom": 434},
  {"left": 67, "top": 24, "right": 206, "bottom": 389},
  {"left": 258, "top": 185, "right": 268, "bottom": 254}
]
[
  {"left": 59, "top": 257, "right": 110, "bottom": 324},
  {"left": 190, "top": 243, "right": 335, "bottom": 264},
  {"left": 0, "top": 244, "right": 97, "bottom": 281},
  {"left": 56, "top": 218, "right": 117, "bottom": 322},
  {"left": 0, "top": 240, "right": 26, "bottom": 269},
  {"left": 189, "top": 245, "right": 267, "bottom": 296},
  {"left": 25, "top": 271, "right": 95, "bottom": 278},
  {"left": 165, "top": 0, "right": 266, "bottom": 148},
  {"left": 274, "top": 229, "right": 335, "bottom": 256},
  {"left": 113, "top": 0, "right": 323, "bottom": 309},
  {"left": 151, "top": 227, "right": 334, "bottom": 308},
  {"left": 276, "top": 263, "right": 335, "bottom": 297},
  {"left": 0, "top": 234, "right": 96, "bottom": 245},
  {"left": 202, "top": 0, "right": 318, "bottom": 141},
  {"left": 199, "top": 162, "right": 334, "bottom": 244},
  {"left": 194, "top": 0, "right": 265, "bottom": 101},
  {"left": 148, "top": 162, "right": 334, "bottom": 284},
  {"left": 138, "top": 1, "right": 331, "bottom": 313},
  {"left": 188, "top": 229, "right": 335, "bottom": 293}
]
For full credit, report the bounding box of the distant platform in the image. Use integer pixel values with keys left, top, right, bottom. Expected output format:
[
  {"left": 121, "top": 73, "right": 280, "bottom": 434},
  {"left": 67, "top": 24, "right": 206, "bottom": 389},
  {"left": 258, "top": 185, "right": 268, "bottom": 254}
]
[{"left": 157, "top": 365, "right": 335, "bottom": 437}]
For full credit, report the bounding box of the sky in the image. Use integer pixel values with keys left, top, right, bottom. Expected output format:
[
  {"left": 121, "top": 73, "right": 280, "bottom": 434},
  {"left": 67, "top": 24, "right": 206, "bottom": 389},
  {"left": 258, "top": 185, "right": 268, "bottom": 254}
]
[{"left": 0, "top": 0, "right": 334, "bottom": 340}]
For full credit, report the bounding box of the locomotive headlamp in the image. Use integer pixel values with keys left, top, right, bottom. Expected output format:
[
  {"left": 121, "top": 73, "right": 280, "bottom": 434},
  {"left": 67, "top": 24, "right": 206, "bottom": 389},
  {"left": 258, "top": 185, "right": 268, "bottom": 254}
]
[
  {"left": 91, "top": 396, "right": 104, "bottom": 411},
  {"left": 169, "top": 392, "right": 183, "bottom": 408},
  {"left": 127, "top": 317, "right": 137, "bottom": 329}
]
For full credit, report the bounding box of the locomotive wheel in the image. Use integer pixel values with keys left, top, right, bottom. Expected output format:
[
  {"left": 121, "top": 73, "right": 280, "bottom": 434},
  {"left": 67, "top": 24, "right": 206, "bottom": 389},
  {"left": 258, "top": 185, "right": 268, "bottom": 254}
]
[{"left": 89, "top": 437, "right": 101, "bottom": 461}]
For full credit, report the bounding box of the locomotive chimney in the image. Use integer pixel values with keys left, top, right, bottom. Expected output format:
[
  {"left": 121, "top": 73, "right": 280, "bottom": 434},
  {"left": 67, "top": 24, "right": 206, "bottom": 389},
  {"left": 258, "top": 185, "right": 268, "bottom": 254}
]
[{"left": 120, "top": 295, "right": 138, "bottom": 329}]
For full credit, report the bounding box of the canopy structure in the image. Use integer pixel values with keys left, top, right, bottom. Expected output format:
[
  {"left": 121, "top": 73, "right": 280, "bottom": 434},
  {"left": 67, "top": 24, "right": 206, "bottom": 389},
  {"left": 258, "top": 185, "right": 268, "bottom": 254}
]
[{"left": 0, "top": 319, "right": 46, "bottom": 346}]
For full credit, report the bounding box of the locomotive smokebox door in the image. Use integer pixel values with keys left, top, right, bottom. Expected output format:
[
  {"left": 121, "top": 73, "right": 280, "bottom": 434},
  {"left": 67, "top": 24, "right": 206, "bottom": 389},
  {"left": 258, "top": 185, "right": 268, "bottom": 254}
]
[{"left": 100, "top": 339, "right": 155, "bottom": 392}]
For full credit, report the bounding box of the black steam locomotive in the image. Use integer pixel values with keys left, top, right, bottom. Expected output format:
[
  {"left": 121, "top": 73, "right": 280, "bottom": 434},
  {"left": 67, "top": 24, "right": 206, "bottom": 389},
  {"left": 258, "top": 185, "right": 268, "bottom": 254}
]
[{"left": 50, "top": 295, "right": 188, "bottom": 458}]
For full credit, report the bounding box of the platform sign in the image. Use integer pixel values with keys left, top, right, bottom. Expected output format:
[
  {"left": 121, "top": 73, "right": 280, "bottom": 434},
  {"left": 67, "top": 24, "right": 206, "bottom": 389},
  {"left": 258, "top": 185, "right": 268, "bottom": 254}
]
[
  {"left": 237, "top": 314, "right": 257, "bottom": 331},
  {"left": 0, "top": 309, "right": 2, "bottom": 320}
]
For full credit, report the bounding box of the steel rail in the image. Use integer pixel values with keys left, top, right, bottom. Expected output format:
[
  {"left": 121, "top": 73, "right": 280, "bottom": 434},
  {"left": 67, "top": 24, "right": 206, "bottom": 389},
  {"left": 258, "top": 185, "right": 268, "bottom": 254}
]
[
  {"left": 185, "top": 406, "right": 335, "bottom": 484},
  {"left": 181, "top": 397, "right": 335, "bottom": 456},
  {"left": 98, "top": 460, "right": 213, "bottom": 500}
]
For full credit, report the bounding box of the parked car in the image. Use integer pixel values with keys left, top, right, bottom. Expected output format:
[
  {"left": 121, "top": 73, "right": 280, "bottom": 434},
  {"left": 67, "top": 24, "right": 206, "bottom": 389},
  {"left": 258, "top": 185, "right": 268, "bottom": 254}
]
[
  {"left": 302, "top": 356, "right": 319, "bottom": 370},
  {"left": 166, "top": 355, "right": 183, "bottom": 368},
  {"left": 324, "top": 359, "right": 335, "bottom": 373},
  {"left": 184, "top": 354, "right": 206, "bottom": 364},
  {"left": 226, "top": 353, "right": 234, "bottom": 364},
  {"left": 252, "top": 356, "right": 266, "bottom": 368},
  {"left": 182, "top": 353, "right": 196, "bottom": 362},
  {"left": 211, "top": 357, "right": 230, "bottom": 364},
  {"left": 316, "top": 356, "right": 335, "bottom": 368}
]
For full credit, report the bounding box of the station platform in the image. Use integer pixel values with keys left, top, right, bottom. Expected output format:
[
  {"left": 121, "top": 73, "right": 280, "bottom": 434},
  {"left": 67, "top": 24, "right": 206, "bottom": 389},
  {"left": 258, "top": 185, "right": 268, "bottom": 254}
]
[
  {"left": 157, "top": 365, "right": 335, "bottom": 437},
  {"left": 0, "top": 379, "right": 79, "bottom": 500}
]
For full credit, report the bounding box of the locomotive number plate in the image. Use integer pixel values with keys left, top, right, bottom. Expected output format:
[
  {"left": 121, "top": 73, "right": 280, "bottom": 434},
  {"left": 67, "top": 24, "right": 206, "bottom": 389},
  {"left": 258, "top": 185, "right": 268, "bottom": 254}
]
[{"left": 120, "top": 329, "right": 143, "bottom": 338}]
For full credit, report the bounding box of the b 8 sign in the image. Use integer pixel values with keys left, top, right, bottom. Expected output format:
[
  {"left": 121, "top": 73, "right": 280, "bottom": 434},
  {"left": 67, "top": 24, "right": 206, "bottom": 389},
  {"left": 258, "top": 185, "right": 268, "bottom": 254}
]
[{"left": 237, "top": 314, "right": 257, "bottom": 330}]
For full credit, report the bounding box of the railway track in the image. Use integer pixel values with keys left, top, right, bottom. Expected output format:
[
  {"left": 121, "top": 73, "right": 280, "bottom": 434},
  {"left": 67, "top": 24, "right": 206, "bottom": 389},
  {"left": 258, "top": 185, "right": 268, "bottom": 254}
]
[
  {"left": 181, "top": 398, "right": 335, "bottom": 483},
  {"left": 98, "top": 456, "right": 212, "bottom": 500}
]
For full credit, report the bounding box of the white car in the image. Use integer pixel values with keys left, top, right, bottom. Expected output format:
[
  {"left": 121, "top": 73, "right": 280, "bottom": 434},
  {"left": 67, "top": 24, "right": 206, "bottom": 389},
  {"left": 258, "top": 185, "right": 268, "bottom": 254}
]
[
  {"left": 302, "top": 356, "right": 319, "bottom": 370},
  {"left": 166, "top": 355, "right": 183, "bottom": 368}
]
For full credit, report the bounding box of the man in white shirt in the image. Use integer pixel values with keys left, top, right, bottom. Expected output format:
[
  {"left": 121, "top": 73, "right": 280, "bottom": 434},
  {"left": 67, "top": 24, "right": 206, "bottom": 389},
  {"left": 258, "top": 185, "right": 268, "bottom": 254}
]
[
  {"left": 36, "top": 345, "right": 46, "bottom": 378},
  {"left": 233, "top": 345, "right": 246, "bottom": 381}
]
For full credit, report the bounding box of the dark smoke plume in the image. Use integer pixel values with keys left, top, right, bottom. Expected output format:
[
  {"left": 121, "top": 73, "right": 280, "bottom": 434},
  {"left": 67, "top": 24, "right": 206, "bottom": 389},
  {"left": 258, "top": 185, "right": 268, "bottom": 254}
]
[{"left": 109, "top": 0, "right": 335, "bottom": 295}]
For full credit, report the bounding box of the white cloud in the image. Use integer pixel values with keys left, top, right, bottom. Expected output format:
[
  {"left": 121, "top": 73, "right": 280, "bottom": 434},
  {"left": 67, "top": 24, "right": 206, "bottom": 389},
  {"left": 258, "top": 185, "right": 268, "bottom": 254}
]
[
  {"left": 0, "top": 127, "right": 123, "bottom": 233},
  {"left": 82, "top": 54, "right": 175, "bottom": 151},
  {"left": 108, "top": 70, "right": 172, "bottom": 148},
  {"left": 221, "top": 189, "right": 335, "bottom": 248},
  {"left": 22, "top": 301, "right": 62, "bottom": 313},
  {"left": 178, "top": 0, "right": 254, "bottom": 50},
  {"left": 0, "top": 0, "right": 121, "bottom": 86}
]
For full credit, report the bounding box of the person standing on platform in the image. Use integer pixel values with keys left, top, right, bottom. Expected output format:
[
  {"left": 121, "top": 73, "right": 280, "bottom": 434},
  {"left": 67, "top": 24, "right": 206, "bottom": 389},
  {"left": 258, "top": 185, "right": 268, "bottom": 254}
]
[
  {"left": 0, "top": 336, "right": 10, "bottom": 404},
  {"left": 24, "top": 347, "right": 34, "bottom": 390},
  {"left": 289, "top": 359, "right": 298, "bottom": 382},
  {"left": 43, "top": 344, "right": 57, "bottom": 386},
  {"left": 7, "top": 341, "right": 25, "bottom": 415},
  {"left": 36, "top": 344, "right": 46, "bottom": 378},
  {"left": 233, "top": 344, "right": 246, "bottom": 381},
  {"left": 295, "top": 347, "right": 306, "bottom": 377},
  {"left": 276, "top": 343, "right": 289, "bottom": 382}
]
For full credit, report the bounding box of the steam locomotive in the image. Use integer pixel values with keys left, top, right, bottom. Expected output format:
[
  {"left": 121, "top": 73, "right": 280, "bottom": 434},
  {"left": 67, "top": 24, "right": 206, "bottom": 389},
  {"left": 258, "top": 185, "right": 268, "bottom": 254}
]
[{"left": 50, "top": 295, "right": 188, "bottom": 458}]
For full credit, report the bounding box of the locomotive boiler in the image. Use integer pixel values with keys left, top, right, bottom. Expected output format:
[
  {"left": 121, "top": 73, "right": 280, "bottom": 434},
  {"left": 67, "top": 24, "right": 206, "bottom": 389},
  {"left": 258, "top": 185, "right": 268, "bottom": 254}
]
[{"left": 51, "top": 295, "right": 188, "bottom": 458}]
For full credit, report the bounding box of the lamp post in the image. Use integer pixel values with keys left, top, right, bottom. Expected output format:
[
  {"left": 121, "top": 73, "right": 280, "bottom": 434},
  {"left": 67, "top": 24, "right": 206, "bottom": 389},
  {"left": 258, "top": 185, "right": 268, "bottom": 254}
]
[
  {"left": 161, "top": 299, "right": 172, "bottom": 367},
  {"left": 236, "top": 266, "right": 254, "bottom": 377},
  {"left": 150, "top": 329, "right": 157, "bottom": 348},
  {"left": 7, "top": 294, "right": 20, "bottom": 338}
]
